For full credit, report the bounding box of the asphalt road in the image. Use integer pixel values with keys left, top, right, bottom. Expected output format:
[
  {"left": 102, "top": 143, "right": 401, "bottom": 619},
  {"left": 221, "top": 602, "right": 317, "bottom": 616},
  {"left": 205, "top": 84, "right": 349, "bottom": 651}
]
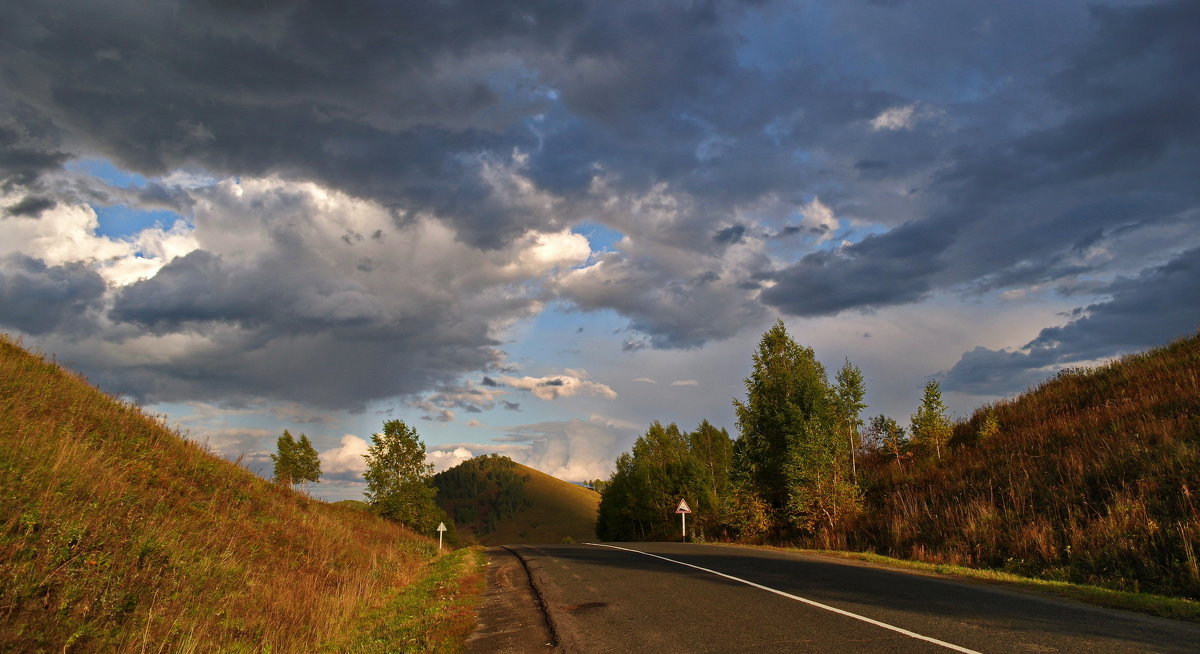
[{"left": 504, "top": 542, "right": 1200, "bottom": 654}]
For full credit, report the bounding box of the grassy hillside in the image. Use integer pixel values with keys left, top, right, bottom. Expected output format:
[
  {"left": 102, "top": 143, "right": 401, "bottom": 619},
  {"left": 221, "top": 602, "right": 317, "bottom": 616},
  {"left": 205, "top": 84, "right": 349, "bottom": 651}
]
[
  {"left": 855, "top": 331, "right": 1200, "bottom": 598},
  {"left": 434, "top": 455, "right": 599, "bottom": 545},
  {"left": 0, "top": 335, "right": 480, "bottom": 652}
]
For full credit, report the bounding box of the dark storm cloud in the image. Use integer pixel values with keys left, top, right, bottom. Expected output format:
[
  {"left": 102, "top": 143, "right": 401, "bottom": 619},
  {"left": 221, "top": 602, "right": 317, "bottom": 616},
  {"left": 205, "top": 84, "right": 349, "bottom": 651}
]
[
  {"left": 713, "top": 224, "right": 746, "bottom": 244},
  {"left": 554, "top": 245, "right": 769, "bottom": 348},
  {"left": 0, "top": 0, "right": 587, "bottom": 247},
  {"left": 4, "top": 196, "right": 56, "bottom": 217},
  {"left": 111, "top": 249, "right": 399, "bottom": 334},
  {"left": 761, "top": 220, "right": 950, "bottom": 316},
  {"left": 0, "top": 108, "right": 70, "bottom": 191},
  {"left": 941, "top": 247, "right": 1200, "bottom": 395},
  {"left": 111, "top": 250, "right": 263, "bottom": 330},
  {"left": 0, "top": 0, "right": 886, "bottom": 250},
  {"left": 0, "top": 0, "right": 816, "bottom": 251},
  {"left": 0, "top": 255, "right": 105, "bottom": 335},
  {"left": 66, "top": 174, "right": 543, "bottom": 409},
  {"left": 98, "top": 241, "right": 510, "bottom": 409},
  {"left": 763, "top": 0, "right": 1200, "bottom": 319},
  {"left": 1, "top": 0, "right": 1196, "bottom": 410},
  {"left": 80, "top": 326, "right": 504, "bottom": 411}
]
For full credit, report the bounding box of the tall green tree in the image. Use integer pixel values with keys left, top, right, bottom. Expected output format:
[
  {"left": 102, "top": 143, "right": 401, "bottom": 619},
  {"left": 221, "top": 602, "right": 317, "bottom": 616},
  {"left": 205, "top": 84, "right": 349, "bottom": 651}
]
[
  {"left": 733, "top": 321, "right": 832, "bottom": 517},
  {"left": 688, "top": 420, "right": 733, "bottom": 521},
  {"left": 363, "top": 419, "right": 442, "bottom": 532},
  {"left": 293, "top": 434, "right": 321, "bottom": 488},
  {"left": 733, "top": 321, "right": 856, "bottom": 535},
  {"left": 833, "top": 359, "right": 867, "bottom": 482},
  {"left": 271, "top": 430, "right": 319, "bottom": 488},
  {"left": 910, "top": 379, "right": 952, "bottom": 460},
  {"left": 271, "top": 429, "right": 299, "bottom": 486}
]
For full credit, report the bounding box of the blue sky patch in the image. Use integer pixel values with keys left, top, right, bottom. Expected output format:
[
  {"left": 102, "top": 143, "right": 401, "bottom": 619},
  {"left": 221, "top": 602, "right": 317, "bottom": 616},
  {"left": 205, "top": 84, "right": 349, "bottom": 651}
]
[
  {"left": 93, "top": 205, "right": 181, "bottom": 239},
  {"left": 66, "top": 157, "right": 149, "bottom": 189},
  {"left": 572, "top": 222, "right": 624, "bottom": 253}
]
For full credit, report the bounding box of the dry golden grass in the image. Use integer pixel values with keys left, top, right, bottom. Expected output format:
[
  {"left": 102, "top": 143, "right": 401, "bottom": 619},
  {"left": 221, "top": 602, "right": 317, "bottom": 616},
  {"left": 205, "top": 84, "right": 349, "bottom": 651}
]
[
  {"left": 850, "top": 331, "right": 1200, "bottom": 599},
  {"left": 0, "top": 335, "right": 454, "bottom": 652}
]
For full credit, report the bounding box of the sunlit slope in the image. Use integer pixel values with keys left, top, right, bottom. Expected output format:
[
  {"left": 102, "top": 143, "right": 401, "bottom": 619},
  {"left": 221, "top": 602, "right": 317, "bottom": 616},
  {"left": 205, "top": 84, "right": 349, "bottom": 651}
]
[
  {"left": 0, "top": 335, "right": 436, "bottom": 652},
  {"left": 434, "top": 456, "right": 599, "bottom": 545},
  {"left": 861, "top": 331, "right": 1200, "bottom": 598}
]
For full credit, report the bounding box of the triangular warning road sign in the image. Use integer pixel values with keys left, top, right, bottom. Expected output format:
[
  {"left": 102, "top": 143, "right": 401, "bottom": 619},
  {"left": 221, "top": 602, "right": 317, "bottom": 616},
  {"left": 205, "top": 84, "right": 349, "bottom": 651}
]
[{"left": 676, "top": 499, "right": 691, "bottom": 513}]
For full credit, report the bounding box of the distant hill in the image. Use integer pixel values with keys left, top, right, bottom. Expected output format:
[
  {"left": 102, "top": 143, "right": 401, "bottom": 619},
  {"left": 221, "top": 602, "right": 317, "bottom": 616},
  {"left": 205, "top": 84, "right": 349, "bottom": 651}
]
[
  {"left": 857, "top": 331, "right": 1200, "bottom": 598},
  {"left": 433, "top": 455, "right": 599, "bottom": 545},
  {"left": 0, "top": 335, "right": 444, "bottom": 651},
  {"left": 333, "top": 498, "right": 371, "bottom": 512}
]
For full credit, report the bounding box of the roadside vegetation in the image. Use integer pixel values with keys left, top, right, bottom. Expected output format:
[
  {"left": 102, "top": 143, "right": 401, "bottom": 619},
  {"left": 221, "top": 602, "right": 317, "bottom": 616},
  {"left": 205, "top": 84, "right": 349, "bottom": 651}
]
[
  {"left": 330, "top": 548, "right": 484, "bottom": 654},
  {"left": 0, "top": 334, "right": 480, "bottom": 652},
  {"left": 597, "top": 322, "right": 1200, "bottom": 601}
]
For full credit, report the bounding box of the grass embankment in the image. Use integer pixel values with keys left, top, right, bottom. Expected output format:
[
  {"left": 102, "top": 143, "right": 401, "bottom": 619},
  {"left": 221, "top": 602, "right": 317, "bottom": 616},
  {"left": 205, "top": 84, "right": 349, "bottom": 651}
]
[
  {"left": 435, "top": 456, "right": 599, "bottom": 545},
  {"left": 852, "top": 332, "right": 1200, "bottom": 600},
  {"left": 0, "top": 335, "right": 482, "bottom": 652}
]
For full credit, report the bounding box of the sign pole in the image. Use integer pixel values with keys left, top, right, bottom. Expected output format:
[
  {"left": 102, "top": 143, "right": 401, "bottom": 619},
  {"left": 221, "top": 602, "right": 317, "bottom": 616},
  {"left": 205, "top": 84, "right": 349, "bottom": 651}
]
[
  {"left": 675, "top": 499, "right": 691, "bottom": 541},
  {"left": 436, "top": 521, "right": 447, "bottom": 551}
]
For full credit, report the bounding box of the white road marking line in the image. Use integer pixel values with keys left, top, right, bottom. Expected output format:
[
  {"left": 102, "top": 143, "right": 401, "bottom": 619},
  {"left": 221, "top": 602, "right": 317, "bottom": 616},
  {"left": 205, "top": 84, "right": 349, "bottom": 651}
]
[{"left": 584, "top": 542, "right": 983, "bottom": 654}]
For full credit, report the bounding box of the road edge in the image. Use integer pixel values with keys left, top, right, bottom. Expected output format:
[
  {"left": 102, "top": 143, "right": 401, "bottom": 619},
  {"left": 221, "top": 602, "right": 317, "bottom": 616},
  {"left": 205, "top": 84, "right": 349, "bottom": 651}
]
[{"left": 502, "top": 545, "right": 568, "bottom": 653}]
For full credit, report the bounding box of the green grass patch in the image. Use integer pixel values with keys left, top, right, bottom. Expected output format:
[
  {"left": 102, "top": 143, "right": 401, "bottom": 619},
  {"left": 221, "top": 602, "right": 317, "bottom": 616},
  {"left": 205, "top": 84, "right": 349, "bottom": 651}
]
[
  {"left": 332, "top": 548, "right": 486, "bottom": 653},
  {"left": 790, "top": 547, "right": 1200, "bottom": 623}
]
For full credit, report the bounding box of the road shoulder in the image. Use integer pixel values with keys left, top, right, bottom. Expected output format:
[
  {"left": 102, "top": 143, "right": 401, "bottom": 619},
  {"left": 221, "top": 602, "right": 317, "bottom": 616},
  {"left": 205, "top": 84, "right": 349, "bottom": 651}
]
[{"left": 465, "top": 546, "right": 557, "bottom": 654}]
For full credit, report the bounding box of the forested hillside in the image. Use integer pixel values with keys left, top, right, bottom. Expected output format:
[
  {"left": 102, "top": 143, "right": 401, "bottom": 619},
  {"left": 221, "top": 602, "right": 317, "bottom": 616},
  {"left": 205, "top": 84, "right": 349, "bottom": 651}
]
[
  {"left": 434, "top": 455, "right": 599, "bottom": 544},
  {"left": 597, "top": 322, "right": 1200, "bottom": 599},
  {"left": 0, "top": 335, "right": 477, "bottom": 652}
]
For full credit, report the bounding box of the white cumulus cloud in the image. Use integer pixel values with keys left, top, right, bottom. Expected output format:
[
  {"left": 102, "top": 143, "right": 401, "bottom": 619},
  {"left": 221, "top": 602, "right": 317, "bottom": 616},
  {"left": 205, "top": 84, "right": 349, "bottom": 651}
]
[
  {"left": 427, "top": 446, "right": 475, "bottom": 472},
  {"left": 0, "top": 189, "right": 198, "bottom": 287},
  {"left": 497, "top": 369, "right": 617, "bottom": 401},
  {"left": 319, "top": 434, "right": 371, "bottom": 475}
]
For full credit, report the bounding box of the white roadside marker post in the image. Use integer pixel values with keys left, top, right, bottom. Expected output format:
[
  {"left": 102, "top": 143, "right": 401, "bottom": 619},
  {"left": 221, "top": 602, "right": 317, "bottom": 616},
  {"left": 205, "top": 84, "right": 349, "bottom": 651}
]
[
  {"left": 675, "top": 499, "right": 691, "bottom": 540},
  {"left": 436, "top": 522, "right": 447, "bottom": 551}
]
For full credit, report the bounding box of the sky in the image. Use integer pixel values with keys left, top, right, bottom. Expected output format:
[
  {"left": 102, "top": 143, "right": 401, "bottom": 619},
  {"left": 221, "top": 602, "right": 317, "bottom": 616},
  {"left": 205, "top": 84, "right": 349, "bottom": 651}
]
[{"left": 2, "top": 0, "right": 1197, "bottom": 501}]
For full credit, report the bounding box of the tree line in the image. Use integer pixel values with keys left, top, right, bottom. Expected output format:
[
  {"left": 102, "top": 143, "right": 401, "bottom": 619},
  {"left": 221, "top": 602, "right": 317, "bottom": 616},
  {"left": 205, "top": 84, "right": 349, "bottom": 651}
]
[
  {"left": 597, "top": 320, "right": 957, "bottom": 543},
  {"left": 270, "top": 420, "right": 449, "bottom": 535},
  {"left": 268, "top": 319, "right": 957, "bottom": 544}
]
